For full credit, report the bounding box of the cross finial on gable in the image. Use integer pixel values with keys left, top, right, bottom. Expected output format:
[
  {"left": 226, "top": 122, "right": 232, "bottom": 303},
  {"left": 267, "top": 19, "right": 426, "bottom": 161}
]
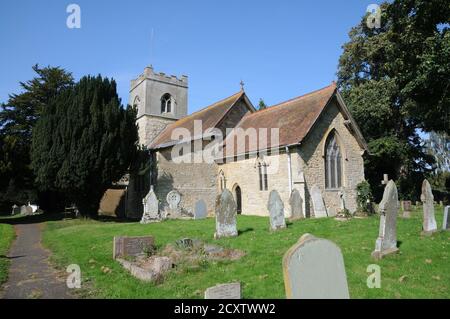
[{"left": 240, "top": 80, "right": 245, "bottom": 91}]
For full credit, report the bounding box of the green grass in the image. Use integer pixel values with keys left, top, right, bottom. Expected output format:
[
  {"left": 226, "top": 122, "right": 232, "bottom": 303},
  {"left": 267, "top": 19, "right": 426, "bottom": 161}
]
[
  {"left": 42, "top": 207, "right": 450, "bottom": 299},
  {"left": 0, "top": 223, "right": 15, "bottom": 285}
]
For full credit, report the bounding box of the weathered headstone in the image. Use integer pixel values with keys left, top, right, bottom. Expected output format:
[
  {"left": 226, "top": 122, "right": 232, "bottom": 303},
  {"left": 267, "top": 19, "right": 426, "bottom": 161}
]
[
  {"left": 372, "top": 180, "right": 399, "bottom": 259},
  {"left": 267, "top": 190, "right": 286, "bottom": 231},
  {"left": 401, "top": 200, "right": 412, "bottom": 218},
  {"left": 167, "top": 190, "right": 181, "bottom": 210},
  {"left": 141, "top": 186, "right": 159, "bottom": 224},
  {"left": 421, "top": 179, "right": 437, "bottom": 235},
  {"left": 194, "top": 199, "right": 207, "bottom": 220},
  {"left": 204, "top": 282, "right": 241, "bottom": 299},
  {"left": 310, "top": 185, "right": 327, "bottom": 218},
  {"left": 443, "top": 206, "right": 449, "bottom": 231},
  {"left": 214, "top": 189, "right": 238, "bottom": 239},
  {"left": 289, "top": 189, "right": 304, "bottom": 220},
  {"left": 282, "top": 233, "right": 349, "bottom": 299},
  {"left": 164, "top": 190, "right": 182, "bottom": 219},
  {"left": 20, "top": 205, "right": 26, "bottom": 215},
  {"left": 113, "top": 236, "right": 155, "bottom": 259},
  {"left": 11, "top": 204, "right": 20, "bottom": 215}
]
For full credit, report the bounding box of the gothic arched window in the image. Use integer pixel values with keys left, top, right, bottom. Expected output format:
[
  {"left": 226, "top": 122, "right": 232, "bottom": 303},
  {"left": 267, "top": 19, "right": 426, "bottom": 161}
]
[
  {"left": 325, "top": 132, "right": 342, "bottom": 189},
  {"left": 258, "top": 161, "right": 268, "bottom": 191},
  {"left": 161, "top": 93, "right": 172, "bottom": 113}
]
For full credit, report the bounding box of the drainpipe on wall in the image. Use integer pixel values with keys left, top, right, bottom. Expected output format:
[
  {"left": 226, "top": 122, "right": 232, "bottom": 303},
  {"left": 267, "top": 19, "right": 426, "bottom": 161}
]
[{"left": 286, "top": 146, "right": 292, "bottom": 194}]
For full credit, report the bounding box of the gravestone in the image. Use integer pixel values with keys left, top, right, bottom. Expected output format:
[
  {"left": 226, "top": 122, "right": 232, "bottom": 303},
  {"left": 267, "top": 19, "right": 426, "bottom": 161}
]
[
  {"left": 371, "top": 180, "right": 399, "bottom": 259},
  {"left": 421, "top": 179, "right": 437, "bottom": 235},
  {"left": 214, "top": 189, "right": 238, "bottom": 239},
  {"left": 289, "top": 189, "right": 304, "bottom": 220},
  {"left": 194, "top": 199, "right": 207, "bottom": 220},
  {"left": 204, "top": 282, "right": 241, "bottom": 299},
  {"left": 141, "top": 186, "right": 159, "bottom": 224},
  {"left": 113, "top": 236, "right": 155, "bottom": 259},
  {"left": 282, "top": 233, "right": 349, "bottom": 299},
  {"left": 310, "top": 185, "right": 327, "bottom": 218},
  {"left": 164, "top": 190, "right": 182, "bottom": 219},
  {"left": 11, "top": 205, "right": 20, "bottom": 215},
  {"left": 267, "top": 190, "right": 286, "bottom": 231},
  {"left": 401, "top": 200, "right": 412, "bottom": 218},
  {"left": 443, "top": 206, "right": 449, "bottom": 231},
  {"left": 20, "top": 205, "right": 27, "bottom": 215}
]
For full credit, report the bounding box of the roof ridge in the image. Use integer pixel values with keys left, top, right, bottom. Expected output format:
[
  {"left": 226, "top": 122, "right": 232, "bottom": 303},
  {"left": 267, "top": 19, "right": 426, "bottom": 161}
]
[
  {"left": 184, "top": 90, "right": 243, "bottom": 119},
  {"left": 160, "top": 91, "right": 243, "bottom": 131},
  {"left": 251, "top": 82, "right": 336, "bottom": 115}
]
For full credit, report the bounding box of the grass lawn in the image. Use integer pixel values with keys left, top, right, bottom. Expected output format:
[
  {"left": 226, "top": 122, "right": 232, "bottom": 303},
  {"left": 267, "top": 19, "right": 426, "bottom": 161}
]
[
  {"left": 42, "top": 207, "right": 449, "bottom": 299},
  {"left": 0, "top": 223, "right": 15, "bottom": 286}
]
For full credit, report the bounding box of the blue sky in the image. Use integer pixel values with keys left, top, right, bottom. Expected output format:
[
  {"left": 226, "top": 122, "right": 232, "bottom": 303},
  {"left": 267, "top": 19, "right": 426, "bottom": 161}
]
[{"left": 0, "top": 0, "right": 382, "bottom": 113}]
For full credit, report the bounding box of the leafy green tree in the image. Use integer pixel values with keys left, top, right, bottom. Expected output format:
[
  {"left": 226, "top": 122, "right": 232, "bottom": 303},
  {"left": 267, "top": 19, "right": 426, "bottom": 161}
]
[
  {"left": 31, "top": 75, "right": 138, "bottom": 217},
  {"left": 337, "top": 0, "right": 449, "bottom": 200},
  {"left": 0, "top": 65, "right": 73, "bottom": 209},
  {"left": 258, "top": 98, "right": 267, "bottom": 110}
]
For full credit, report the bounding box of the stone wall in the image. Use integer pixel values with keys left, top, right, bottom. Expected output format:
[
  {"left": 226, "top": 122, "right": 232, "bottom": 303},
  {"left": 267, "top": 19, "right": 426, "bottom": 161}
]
[
  {"left": 218, "top": 152, "right": 291, "bottom": 217},
  {"left": 136, "top": 115, "right": 176, "bottom": 147},
  {"left": 217, "top": 98, "right": 365, "bottom": 217},
  {"left": 155, "top": 147, "right": 218, "bottom": 216},
  {"left": 296, "top": 99, "right": 365, "bottom": 215}
]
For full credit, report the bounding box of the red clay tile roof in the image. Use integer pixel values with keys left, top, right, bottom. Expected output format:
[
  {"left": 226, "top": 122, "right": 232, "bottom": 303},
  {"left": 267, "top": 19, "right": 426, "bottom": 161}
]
[
  {"left": 150, "top": 91, "right": 246, "bottom": 149},
  {"left": 222, "top": 83, "right": 338, "bottom": 157}
]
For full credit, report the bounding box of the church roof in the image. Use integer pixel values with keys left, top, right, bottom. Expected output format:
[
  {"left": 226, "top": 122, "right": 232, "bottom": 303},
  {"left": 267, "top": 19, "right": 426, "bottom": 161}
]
[
  {"left": 150, "top": 91, "right": 249, "bottom": 149},
  {"left": 221, "top": 82, "right": 368, "bottom": 157}
]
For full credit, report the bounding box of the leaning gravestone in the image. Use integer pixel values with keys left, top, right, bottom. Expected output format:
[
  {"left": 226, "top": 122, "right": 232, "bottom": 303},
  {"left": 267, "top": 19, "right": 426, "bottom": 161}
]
[
  {"left": 141, "top": 186, "right": 159, "bottom": 224},
  {"left": 214, "top": 189, "right": 238, "bottom": 239},
  {"left": 194, "top": 199, "right": 207, "bottom": 220},
  {"left": 289, "top": 189, "right": 304, "bottom": 220},
  {"left": 443, "top": 206, "right": 449, "bottom": 231},
  {"left": 421, "top": 179, "right": 437, "bottom": 235},
  {"left": 282, "top": 233, "right": 349, "bottom": 299},
  {"left": 401, "top": 200, "right": 412, "bottom": 218},
  {"left": 371, "top": 180, "right": 399, "bottom": 259},
  {"left": 268, "top": 190, "right": 286, "bottom": 231},
  {"left": 310, "top": 185, "right": 327, "bottom": 218},
  {"left": 113, "top": 236, "right": 155, "bottom": 259},
  {"left": 204, "top": 282, "right": 241, "bottom": 299}
]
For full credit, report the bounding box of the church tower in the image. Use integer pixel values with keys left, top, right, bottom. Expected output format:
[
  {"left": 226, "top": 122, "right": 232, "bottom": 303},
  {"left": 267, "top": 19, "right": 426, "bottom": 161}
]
[{"left": 129, "top": 66, "right": 188, "bottom": 146}]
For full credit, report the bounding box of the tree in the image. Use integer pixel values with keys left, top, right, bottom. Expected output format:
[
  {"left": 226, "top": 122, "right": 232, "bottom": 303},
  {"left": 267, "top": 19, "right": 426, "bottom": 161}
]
[
  {"left": 0, "top": 65, "right": 73, "bottom": 209},
  {"left": 31, "top": 75, "right": 138, "bottom": 217},
  {"left": 337, "top": 0, "right": 450, "bottom": 200},
  {"left": 258, "top": 98, "right": 267, "bottom": 110}
]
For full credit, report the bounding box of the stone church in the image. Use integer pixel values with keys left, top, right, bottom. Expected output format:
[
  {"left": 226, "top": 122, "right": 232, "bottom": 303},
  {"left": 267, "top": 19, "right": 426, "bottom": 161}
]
[{"left": 100, "top": 66, "right": 368, "bottom": 219}]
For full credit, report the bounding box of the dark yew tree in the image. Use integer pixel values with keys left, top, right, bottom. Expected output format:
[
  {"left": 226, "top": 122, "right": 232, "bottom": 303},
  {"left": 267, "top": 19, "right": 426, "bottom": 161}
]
[
  {"left": 337, "top": 0, "right": 450, "bottom": 200},
  {"left": 0, "top": 65, "right": 73, "bottom": 210},
  {"left": 32, "top": 75, "right": 138, "bottom": 217}
]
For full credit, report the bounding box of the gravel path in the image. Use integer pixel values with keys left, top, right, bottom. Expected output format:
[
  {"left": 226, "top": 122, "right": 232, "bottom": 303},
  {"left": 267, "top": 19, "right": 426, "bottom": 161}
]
[{"left": 1, "top": 223, "right": 74, "bottom": 299}]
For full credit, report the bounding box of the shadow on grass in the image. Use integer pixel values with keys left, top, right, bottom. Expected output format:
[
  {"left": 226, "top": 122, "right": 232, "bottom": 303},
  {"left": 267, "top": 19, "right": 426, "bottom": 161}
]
[
  {"left": 238, "top": 227, "right": 254, "bottom": 235},
  {"left": 0, "top": 212, "right": 136, "bottom": 225}
]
